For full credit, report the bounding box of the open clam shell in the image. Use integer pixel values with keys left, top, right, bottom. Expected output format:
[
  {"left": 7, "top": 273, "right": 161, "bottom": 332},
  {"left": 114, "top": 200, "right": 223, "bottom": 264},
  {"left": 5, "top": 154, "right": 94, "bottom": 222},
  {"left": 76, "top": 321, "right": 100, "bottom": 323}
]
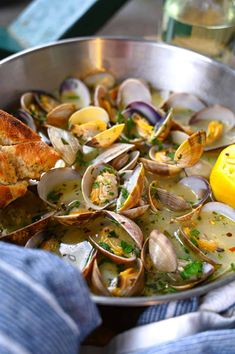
[
  {"left": 85, "top": 123, "right": 125, "bottom": 148},
  {"left": 140, "top": 157, "right": 182, "bottom": 176},
  {"left": 0, "top": 211, "right": 54, "bottom": 246},
  {"left": 21, "top": 92, "right": 46, "bottom": 122},
  {"left": 34, "top": 90, "right": 60, "bottom": 113},
  {"left": 37, "top": 167, "right": 82, "bottom": 208},
  {"left": 120, "top": 204, "right": 150, "bottom": 219},
  {"left": 141, "top": 230, "right": 178, "bottom": 272},
  {"left": 47, "top": 126, "right": 80, "bottom": 165},
  {"left": 26, "top": 229, "right": 97, "bottom": 278},
  {"left": 117, "top": 79, "right": 152, "bottom": 108},
  {"left": 81, "top": 164, "right": 119, "bottom": 211},
  {"left": 161, "top": 93, "right": 206, "bottom": 112},
  {"left": 15, "top": 109, "right": 37, "bottom": 131},
  {"left": 46, "top": 103, "right": 76, "bottom": 128},
  {"left": 92, "top": 143, "right": 134, "bottom": 165},
  {"left": 168, "top": 261, "right": 215, "bottom": 290},
  {"left": 179, "top": 176, "right": 211, "bottom": 207},
  {"left": 60, "top": 77, "right": 91, "bottom": 108},
  {"left": 116, "top": 163, "right": 145, "bottom": 212},
  {"left": 94, "top": 84, "right": 116, "bottom": 120},
  {"left": 89, "top": 210, "right": 143, "bottom": 264},
  {"left": 69, "top": 105, "right": 109, "bottom": 126},
  {"left": 155, "top": 188, "right": 192, "bottom": 212},
  {"left": 91, "top": 258, "right": 144, "bottom": 296},
  {"left": 174, "top": 130, "right": 206, "bottom": 168}
]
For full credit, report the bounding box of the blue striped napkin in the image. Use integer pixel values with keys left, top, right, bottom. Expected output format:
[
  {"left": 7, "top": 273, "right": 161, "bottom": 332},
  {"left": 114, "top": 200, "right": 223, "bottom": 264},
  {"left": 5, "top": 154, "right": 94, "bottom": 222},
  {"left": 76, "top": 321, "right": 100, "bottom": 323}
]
[
  {"left": 0, "top": 242, "right": 101, "bottom": 354},
  {"left": 82, "top": 281, "right": 235, "bottom": 354}
]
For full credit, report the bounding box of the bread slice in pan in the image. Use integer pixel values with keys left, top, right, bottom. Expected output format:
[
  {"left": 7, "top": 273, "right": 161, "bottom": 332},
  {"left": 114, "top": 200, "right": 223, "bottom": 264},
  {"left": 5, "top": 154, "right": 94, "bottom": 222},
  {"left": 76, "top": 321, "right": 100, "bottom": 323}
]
[
  {"left": 2, "top": 141, "right": 59, "bottom": 180},
  {"left": 0, "top": 181, "right": 28, "bottom": 208},
  {"left": 0, "top": 110, "right": 60, "bottom": 207},
  {"left": 0, "top": 110, "right": 40, "bottom": 145}
]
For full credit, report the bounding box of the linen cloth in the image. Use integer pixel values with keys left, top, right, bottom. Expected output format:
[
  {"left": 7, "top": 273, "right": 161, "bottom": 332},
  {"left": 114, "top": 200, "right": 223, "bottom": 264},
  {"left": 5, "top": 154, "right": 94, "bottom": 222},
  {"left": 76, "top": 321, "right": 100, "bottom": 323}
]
[
  {"left": 81, "top": 281, "right": 235, "bottom": 354},
  {"left": 0, "top": 242, "right": 101, "bottom": 354}
]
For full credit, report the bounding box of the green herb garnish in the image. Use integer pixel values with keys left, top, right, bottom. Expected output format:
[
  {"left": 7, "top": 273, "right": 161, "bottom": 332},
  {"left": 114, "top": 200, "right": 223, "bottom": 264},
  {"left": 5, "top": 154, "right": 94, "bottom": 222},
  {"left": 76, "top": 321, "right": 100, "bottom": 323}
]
[
  {"left": 108, "top": 230, "right": 118, "bottom": 238},
  {"left": 99, "top": 242, "right": 112, "bottom": 252},
  {"left": 126, "top": 117, "right": 134, "bottom": 138},
  {"left": 167, "top": 151, "right": 175, "bottom": 160},
  {"left": 116, "top": 111, "right": 125, "bottom": 124},
  {"left": 65, "top": 200, "right": 80, "bottom": 214},
  {"left": 230, "top": 263, "right": 235, "bottom": 272},
  {"left": 121, "top": 187, "right": 129, "bottom": 201},
  {"left": 180, "top": 261, "right": 203, "bottom": 280},
  {"left": 75, "top": 150, "right": 88, "bottom": 166},
  {"left": 190, "top": 229, "right": 200, "bottom": 238},
  {"left": 47, "top": 190, "right": 61, "bottom": 203},
  {"left": 92, "top": 181, "right": 100, "bottom": 189},
  {"left": 121, "top": 240, "right": 134, "bottom": 254}
]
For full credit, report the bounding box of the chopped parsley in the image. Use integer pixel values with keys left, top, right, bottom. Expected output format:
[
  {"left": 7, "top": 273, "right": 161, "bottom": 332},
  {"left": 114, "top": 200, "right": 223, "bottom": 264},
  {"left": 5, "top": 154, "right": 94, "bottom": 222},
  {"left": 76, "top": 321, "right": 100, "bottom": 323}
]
[
  {"left": 92, "top": 181, "right": 100, "bottom": 189},
  {"left": 167, "top": 151, "right": 175, "bottom": 160},
  {"left": 230, "top": 263, "right": 235, "bottom": 272},
  {"left": 150, "top": 137, "right": 163, "bottom": 150},
  {"left": 121, "top": 240, "right": 134, "bottom": 254},
  {"left": 64, "top": 94, "right": 80, "bottom": 100},
  {"left": 61, "top": 138, "right": 69, "bottom": 145},
  {"left": 126, "top": 117, "right": 134, "bottom": 138},
  {"left": 190, "top": 229, "right": 200, "bottom": 238},
  {"left": 108, "top": 230, "right": 118, "bottom": 238},
  {"left": 116, "top": 111, "right": 125, "bottom": 124},
  {"left": 120, "top": 187, "right": 129, "bottom": 201},
  {"left": 47, "top": 190, "right": 61, "bottom": 203},
  {"left": 99, "top": 242, "right": 112, "bottom": 252},
  {"left": 65, "top": 200, "right": 80, "bottom": 214},
  {"left": 102, "top": 165, "right": 115, "bottom": 174},
  {"left": 75, "top": 150, "right": 88, "bottom": 166},
  {"left": 180, "top": 261, "right": 203, "bottom": 280}
]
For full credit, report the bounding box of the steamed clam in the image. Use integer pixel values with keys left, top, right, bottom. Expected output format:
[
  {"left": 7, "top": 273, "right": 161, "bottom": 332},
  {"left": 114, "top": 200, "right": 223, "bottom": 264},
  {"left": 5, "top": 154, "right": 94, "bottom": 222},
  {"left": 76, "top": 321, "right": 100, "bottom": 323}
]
[{"left": 2, "top": 72, "right": 234, "bottom": 299}]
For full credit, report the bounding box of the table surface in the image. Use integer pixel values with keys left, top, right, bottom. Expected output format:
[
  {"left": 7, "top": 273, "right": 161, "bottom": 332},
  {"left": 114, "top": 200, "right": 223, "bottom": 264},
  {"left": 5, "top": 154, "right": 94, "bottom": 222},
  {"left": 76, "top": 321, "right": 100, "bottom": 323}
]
[{"left": 0, "top": 0, "right": 163, "bottom": 38}]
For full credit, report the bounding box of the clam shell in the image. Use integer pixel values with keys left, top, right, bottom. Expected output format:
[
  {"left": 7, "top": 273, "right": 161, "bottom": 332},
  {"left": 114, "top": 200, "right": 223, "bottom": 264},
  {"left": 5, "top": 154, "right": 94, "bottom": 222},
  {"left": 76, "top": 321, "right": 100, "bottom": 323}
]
[
  {"left": 47, "top": 126, "right": 80, "bottom": 165},
  {"left": 86, "top": 124, "right": 125, "bottom": 148},
  {"left": 190, "top": 105, "right": 235, "bottom": 132},
  {"left": 34, "top": 91, "right": 60, "bottom": 113},
  {"left": 179, "top": 227, "right": 220, "bottom": 266},
  {"left": 174, "top": 130, "right": 206, "bottom": 168},
  {"left": 141, "top": 230, "right": 178, "bottom": 272},
  {"left": 184, "top": 159, "right": 213, "bottom": 179},
  {"left": 121, "top": 204, "right": 149, "bottom": 219},
  {"left": 0, "top": 211, "right": 54, "bottom": 246},
  {"left": 81, "top": 164, "right": 118, "bottom": 211},
  {"left": 69, "top": 105, "right": 109, "bottom": 126},
  {"left": 140, "top": 157, "right": 182, "bottom": 176},
  {"left": 162, "top": 93, "right": 206, "bottom": 112},
  {"left": 170, "top": 130, "right": 189, "bottom": 146},
  {"left": 60, "top": 77, "right": 91, "bottom": 108},
  {"left": 91, "top": 258, "right": 144, "bottom": 296},
  {"left": 117, "top": 79, "right": 152, "bottom": 108},
  {"left": 168, "top": 261, "right": 215, "bottom": 290},
  {"left": 46, "top": 103, "right": 76, "bottom": 128},
  {"left": 15, "top": 109, "right": 37, "bottom": 131},
  {"left": 92, "top": 143, "right": 134, "bottom": 165},
  {"left": 116, "top": 163, "right": 145, "bottom": 212},
  {"left": 89, "top": 210, "right": 143, "bottom": 264},
  {"left": 155, "top": 187, "right": 192, "bottom": 211},
  {"left": 37, "top": 167, "right": 82, "bottom": 208}
]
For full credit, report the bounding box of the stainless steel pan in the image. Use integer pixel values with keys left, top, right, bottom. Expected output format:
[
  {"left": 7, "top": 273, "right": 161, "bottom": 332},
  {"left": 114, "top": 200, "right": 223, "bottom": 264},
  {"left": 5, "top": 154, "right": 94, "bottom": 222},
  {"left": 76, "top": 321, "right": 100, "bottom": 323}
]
[{"left": 0, "top": 37, "right": 235, "bottom": 306}]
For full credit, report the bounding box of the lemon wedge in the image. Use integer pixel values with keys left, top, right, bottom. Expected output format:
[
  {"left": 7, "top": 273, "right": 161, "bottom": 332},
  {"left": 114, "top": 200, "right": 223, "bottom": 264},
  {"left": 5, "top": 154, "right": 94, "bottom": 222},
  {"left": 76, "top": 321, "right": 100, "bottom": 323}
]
[{"left": 210, "top": 145, "right": 235, "bottom": 208}]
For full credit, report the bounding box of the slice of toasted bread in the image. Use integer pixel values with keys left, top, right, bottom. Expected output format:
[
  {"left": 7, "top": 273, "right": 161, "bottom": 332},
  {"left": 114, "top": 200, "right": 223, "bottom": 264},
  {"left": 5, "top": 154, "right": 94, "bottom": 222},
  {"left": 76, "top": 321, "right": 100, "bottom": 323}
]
[
  {"left": 0, "top": 110, "right": 40, "bottom": 145},
  {"left": 0, "top": 181, "right": 28, "bottom": 208},
  {"left": 2, "top": 142, "right": 59, "bottom": 180},
  {"left": 0, "top": 150, "right": 17, "bottom": 184}
]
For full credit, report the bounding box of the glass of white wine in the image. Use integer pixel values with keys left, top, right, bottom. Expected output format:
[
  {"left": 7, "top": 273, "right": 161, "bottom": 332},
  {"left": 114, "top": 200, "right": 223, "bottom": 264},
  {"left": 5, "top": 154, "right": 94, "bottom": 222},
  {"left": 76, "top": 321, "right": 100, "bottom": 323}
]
[{"left": 162, "top": 0, "right": 235, "bottom": 67}]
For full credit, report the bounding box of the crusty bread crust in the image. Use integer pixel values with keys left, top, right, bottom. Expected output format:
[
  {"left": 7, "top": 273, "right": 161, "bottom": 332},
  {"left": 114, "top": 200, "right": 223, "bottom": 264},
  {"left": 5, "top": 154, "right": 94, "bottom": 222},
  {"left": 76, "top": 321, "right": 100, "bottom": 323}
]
[
  {"left": 0, "top": 181, "right": 28, "bottom": 208},
  {"left": 0, "top": 150, "right": 17, "bottom": 184},
  {"left": 3, "top": 142, "right": 59, "bottom": 180},
  {"left": 0, "top": 110, "right": 60, "bottom": 207},
  {"left": 0, "top": 110, "right": 40, "bottom": 145}
]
